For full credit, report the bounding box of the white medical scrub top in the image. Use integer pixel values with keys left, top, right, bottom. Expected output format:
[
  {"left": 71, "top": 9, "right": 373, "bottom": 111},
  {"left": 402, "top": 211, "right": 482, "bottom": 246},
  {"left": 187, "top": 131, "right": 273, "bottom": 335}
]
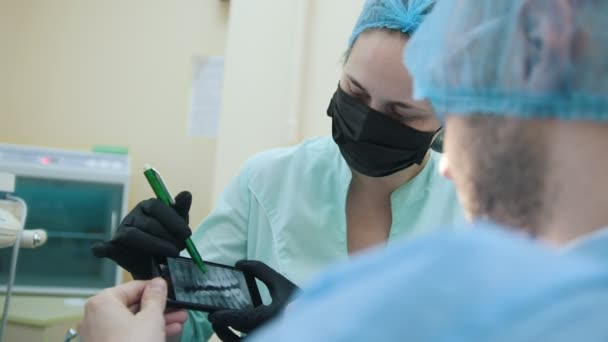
[
  {"left": 180, "top": 136, "right": 464, "bottom": 341},
  {"left": 249, "top": 222, "right": 608, "bottom": 342}
]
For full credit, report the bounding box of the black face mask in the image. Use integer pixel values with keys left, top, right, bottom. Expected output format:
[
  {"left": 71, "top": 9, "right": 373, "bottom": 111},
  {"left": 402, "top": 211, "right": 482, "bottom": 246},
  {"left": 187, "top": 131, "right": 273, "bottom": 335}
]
[{"left": 327, "top": 86, "right": 437, "bottom": 177}]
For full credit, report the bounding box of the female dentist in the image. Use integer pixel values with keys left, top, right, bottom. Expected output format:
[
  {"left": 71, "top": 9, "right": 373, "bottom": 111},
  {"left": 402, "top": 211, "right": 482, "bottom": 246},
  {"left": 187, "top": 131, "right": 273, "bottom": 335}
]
[{"left": 93, "top": 0, "right": 463, "bottom": 340}]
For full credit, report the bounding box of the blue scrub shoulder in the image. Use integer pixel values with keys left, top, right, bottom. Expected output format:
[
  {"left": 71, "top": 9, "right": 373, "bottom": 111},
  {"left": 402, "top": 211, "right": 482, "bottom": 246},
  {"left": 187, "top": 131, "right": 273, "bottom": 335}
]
[{"left": 250, "top": 223, "right": 608, "bottom": 341}]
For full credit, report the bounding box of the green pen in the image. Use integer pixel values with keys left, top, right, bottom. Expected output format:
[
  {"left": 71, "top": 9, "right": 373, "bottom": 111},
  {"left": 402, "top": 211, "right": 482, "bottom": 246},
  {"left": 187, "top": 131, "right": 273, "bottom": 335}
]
[{"left": 143, "top": 164, "right": 207, "bottom": 273}]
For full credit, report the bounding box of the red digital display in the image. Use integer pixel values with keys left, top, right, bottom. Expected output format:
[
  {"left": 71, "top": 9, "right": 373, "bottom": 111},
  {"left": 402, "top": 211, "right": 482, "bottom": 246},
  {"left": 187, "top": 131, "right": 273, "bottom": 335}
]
[{"left": 40, "top": 156, "right": 51, "bottom": 165}]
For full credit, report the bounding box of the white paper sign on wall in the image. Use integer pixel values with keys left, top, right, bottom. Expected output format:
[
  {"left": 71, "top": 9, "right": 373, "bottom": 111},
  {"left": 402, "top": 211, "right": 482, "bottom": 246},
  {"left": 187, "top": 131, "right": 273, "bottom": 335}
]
[{"left": 187, "top": 56, "right": 225, "bottom": 138}]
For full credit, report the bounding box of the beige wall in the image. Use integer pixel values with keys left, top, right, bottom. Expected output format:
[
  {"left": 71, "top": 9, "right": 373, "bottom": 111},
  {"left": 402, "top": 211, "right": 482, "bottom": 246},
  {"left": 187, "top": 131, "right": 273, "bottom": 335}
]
[
  {"left": 300, "top": 0, "right": 365, "bottom": 138},
  {"left": 0, "top": 1, "right": 20, "bottom": 116},
  {"left": 0, "top": 0, "right": 228, "bottom": 225},
  {"left": 212, "top": 0, "right": 305, "bottom": 201},
  {"left": 1, "top": 0, "right": 367, "bottom": 218},
  {"left": 212, "top": 0, "right": 364, "bottom": 202}
]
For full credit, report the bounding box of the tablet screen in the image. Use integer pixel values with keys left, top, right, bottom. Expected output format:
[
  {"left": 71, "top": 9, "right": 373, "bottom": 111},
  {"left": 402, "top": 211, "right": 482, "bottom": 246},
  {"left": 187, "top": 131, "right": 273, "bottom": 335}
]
[{"left": 167, "top": 257, "right": 254, "bottom": 310}]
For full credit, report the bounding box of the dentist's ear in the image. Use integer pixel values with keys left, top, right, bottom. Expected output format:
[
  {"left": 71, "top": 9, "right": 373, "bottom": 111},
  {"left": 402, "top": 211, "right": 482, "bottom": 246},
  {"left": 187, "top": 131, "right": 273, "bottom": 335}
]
[{"left": 439, "top": 154, "right": 452, "bottom": 181}]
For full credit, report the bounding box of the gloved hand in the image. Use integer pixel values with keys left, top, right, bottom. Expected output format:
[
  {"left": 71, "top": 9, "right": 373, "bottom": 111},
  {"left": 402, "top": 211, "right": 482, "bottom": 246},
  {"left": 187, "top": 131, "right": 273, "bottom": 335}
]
[
  {"left": 208, "top": 260, "right": 300, "bottom": 342},
  {"left": 92, "top": 191, "right": 193, "bottom": 280}
]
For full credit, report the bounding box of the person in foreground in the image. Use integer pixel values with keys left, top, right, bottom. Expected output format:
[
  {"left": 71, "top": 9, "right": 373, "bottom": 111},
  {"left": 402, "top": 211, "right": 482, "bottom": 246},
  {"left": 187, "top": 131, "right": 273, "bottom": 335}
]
[{"left": 80, "top": 0, "right": 608, "bottom": 341}]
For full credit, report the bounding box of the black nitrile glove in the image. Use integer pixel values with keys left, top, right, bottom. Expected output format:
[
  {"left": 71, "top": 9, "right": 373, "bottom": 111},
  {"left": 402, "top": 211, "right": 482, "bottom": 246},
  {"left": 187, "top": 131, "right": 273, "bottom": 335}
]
[
  {"left": 92, "top": 191, "right": 193, "bottom": 279},
  {"left": 208, "top": 260, "right": 300, "bottom": 341}
]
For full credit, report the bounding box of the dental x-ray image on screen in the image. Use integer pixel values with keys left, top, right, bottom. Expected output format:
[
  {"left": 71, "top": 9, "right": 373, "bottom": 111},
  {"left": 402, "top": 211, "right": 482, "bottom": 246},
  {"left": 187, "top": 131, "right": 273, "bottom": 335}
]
[{"left": 167, "top": 257, "right": 254, "bottom": 310}]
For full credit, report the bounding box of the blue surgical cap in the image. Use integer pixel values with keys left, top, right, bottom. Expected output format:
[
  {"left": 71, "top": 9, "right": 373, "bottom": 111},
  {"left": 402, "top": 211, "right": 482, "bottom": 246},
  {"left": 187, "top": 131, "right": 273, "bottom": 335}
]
[
  {"left": 348, "top": 0, "right": 437, "bottom": 49},
  {"left": 404, "top": 0, "right": 608, "bottom": 121}
]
